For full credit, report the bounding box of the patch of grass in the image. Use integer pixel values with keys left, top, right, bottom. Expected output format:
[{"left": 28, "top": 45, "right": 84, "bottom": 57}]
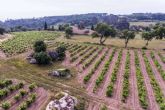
[{"left": 57, "top": 34, "right": 165, "bottom": 50}]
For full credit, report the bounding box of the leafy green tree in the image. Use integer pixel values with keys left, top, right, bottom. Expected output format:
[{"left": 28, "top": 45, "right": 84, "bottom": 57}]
[
  {"left": 58, "top": 24, "right": 69, "bottom": 31},
  {"left": 93, "top": 23, "right": 116, "bottom": 45},
  {"left": 34, "top": 40, "right": 47, "bottom": 52},
  {"left": 142, "top": 31, "right": 154, "bottom": 47},
  {"left": 65, "top": 27, "right": 73, "bottom": 39},
  {"left": 34, "top": 52, "right": 51, "bottom": 65},
  {"left": 154, "top": 26, "right": 165, "bottom": 39},
  {"left": 120, "top": 30, "right": 135, "bottom": 48}
]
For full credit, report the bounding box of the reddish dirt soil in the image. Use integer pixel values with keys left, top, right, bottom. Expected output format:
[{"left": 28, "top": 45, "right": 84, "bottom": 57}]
[
  {"left": 113, "top": 50, "right": 127, "bottom": 101},
  {"left": 62, "top": 51, "right": 72, "bottom": 68},
  {"left": 86, "top": 49, "right": 113, "bottom": 94},
  {"left": 145, "top": 51, "right": 165, "bottom": 97},
  {"left": 78, "top": 48, "right": 108, "bottom": 83},
  {"left": 127, "top": 50, "right": 142, "bottom": 110},
  {"left": 78, "top": 47, "right": 102, "bottom": 70},
  {"left": 28, "top": 87, "right": 49, "bottom": 110},
  {"left": 61, "top": 46, "right": 165, "bottom": 110},
  {"left": 73, "top": 47, "right": 97, "bottom": 67},
  {"left": 8, "top": 87, "right": 48, "bottom": 110},
  {"left": 154, "top": 52, "right": 165, "bottom": 70},
  {"left": 87, "top": 102, "right": 100, "bottom": 110},
  {"left": 96, "top": 51, "right": 119, "bottom": 96},
  {"left": 138, "top": 51, "right": 159, "bottom": 110}
]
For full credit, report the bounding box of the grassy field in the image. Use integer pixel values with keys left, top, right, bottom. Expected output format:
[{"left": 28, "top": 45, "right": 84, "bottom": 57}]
[
  {"left": 130, "top": 22, "right": 157, "bottom": 27},
  {"left": 56, "top": 34, "right": 165, "bottom": 50}
]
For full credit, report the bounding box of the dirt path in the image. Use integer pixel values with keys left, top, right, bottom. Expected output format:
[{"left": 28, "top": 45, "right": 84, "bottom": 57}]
[
  {"left": 127, "top": 50, "right": 142, "bottom": 110},
  {"left": 87, "top": 102, "right": 94, "bottom": 110},
  {"left": 154, "top": 52, "right": 165, "bottom": 70},
  {"left": 86, "top": 48, "right": 113, "bottom": 94},
  {"left": 96, "top": 51, "right": 119, "bottom": 96},
  {"left": 138, "top": 51, "right": 159, "bottom": 110},
  {"left": 146, "top": 52, "right": 165, "bottom": 97},
  {"left": 113, "top": 50, "right": 127, "bottom": 101},
  {"left": 62, "top": 51, "right": 71, "bottom": 68},
  {"left": 78, "top": 48, "right": 108, "bottom": 83},
  {"left": 87, "top": 102, "right": 100, "bottom": 110}
]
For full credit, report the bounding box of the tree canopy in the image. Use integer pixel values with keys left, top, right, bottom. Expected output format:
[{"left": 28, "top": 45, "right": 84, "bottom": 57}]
[
  {"left": 142, "top": 31, "right": 154, "bottom": 47},
  {"left": 154, "top": 26, "right": 165, "bottom": 39},
  {"left": 34, "top": 40, "right": 47, "bottom": 52},
  {"left": 93, "top": 23, "right": 116, "bottom": 45},
  {"left": 65, "top": 27, "right": 73, "bottom": 39},
  {"left": 120, "top": 30, "right": 135, "bottom": 48}
]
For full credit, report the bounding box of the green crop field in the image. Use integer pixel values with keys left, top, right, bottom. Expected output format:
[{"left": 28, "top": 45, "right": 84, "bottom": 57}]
[{"left": 0, "top": 31, "right": 60, "bottom": 56}]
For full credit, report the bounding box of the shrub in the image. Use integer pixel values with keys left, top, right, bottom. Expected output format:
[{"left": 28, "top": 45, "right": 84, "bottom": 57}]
[
  {"left": 29, "top": 83, "right": 36, "bottom": 92},
  {"left": 34, "top": 52, "right": 51, "bottom": 64},
  {"left": 101, "top": 105, "right": 108, "bottom": 110},
  {"left": 34, "top": 40, "right": 46, "bottom": 52},
  {"left": 1, "top": 101, "right": 11, "bottom": 110},
  {"left": 142, "top": 46, "right": 147, "bottom": 50},
  {"left": 19, "top": 89, "right": 27, "bottom": 97},
  {"left": 8, "top": 85, "right": 16, "bottom": 92},
  {"left": 56, "top": 45, "right": 66, "bottom": 61},
  {"left": 26, "top": 93, "right": 36, "bottom": 107},
  {"left": 0, "top": 80, "right": 12, "bottom": 88},
  {"left": 17, "top": 102, "right": 27, "bottom": 110},
  {"left": 14, "top": 94, "right": 21, "bottom": 101},
  {"left": 18, "top": 82, "right": 24, "bottom": 89}
]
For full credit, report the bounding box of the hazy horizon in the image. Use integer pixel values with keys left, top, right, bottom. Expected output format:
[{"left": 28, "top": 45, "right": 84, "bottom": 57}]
[{"left": 0, "top": 0, "right": 165, "bottom": 21}]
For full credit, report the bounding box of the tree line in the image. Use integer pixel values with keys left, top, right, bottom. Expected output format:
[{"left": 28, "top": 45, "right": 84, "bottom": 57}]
[{"left": 63, "top": 23, "right": 165, "bottom": 48}]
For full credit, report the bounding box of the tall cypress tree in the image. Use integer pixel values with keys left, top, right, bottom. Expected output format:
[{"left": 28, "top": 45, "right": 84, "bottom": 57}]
[{"left": 44, "top": 22, "right": 48, "bottom": 30}]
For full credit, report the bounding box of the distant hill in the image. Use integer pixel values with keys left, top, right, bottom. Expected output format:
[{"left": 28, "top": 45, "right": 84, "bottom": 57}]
[{"left": 0, "top": 13, "right": 165, "bottom": 31}]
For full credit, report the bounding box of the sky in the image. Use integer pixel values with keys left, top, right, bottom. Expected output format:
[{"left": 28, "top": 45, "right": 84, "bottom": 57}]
[{"left": 0, "top": 0, "right": 165, "bottom": 21}]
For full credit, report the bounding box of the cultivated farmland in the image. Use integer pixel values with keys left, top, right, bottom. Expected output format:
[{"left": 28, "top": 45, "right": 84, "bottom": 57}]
[
  {"left": 0, "top": 79, "right": 48, "bottom": 110},
  {"left": 58, "top": 42, "right": 165, "bottom": 110},
  {"left": 0, "top": 31, "right": 60, "bottom": 56},
  {"left": 0, "top": 35, "right": 165, "bottom": 110}
]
